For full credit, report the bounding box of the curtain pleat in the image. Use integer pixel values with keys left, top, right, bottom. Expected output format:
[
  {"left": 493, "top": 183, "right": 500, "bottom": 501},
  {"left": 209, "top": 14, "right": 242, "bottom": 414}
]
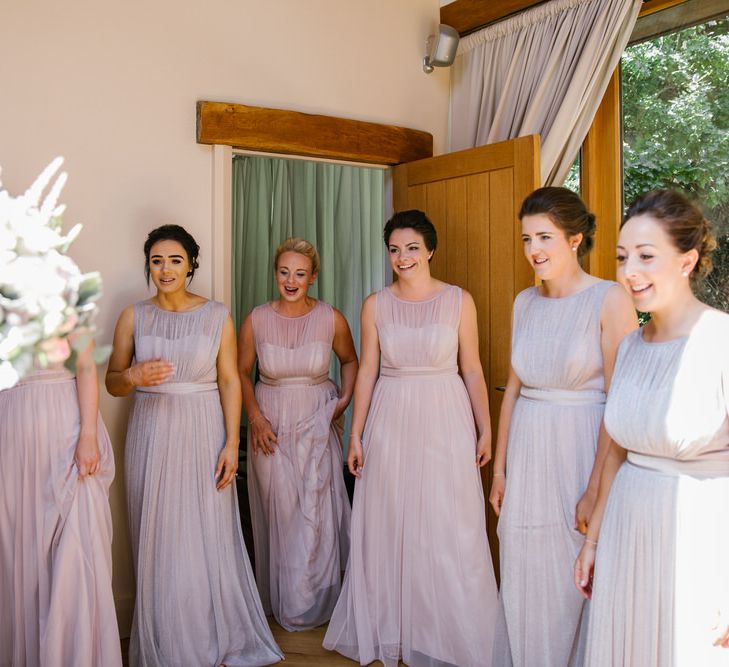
[
  {"left": 231, "top": 155, "right": 386, "bottom": 442},
  {"left": 451, "top": 0, "right": 642, "bottom": 185}
]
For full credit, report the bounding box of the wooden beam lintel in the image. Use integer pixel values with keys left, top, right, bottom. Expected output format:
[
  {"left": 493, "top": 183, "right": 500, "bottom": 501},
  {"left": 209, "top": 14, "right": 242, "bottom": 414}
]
[{"left": 196, "top": 101, "right": 433, "bottom": 166}]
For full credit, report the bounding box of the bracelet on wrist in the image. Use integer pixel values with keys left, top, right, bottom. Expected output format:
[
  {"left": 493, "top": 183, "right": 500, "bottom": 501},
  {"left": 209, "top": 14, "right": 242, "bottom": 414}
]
[
  {"left": 249, "top": 413, "right": 266, "bottom": 426},
  {"left": 584, "top": 537, "right": 598, "bottom": 547},
  {"left": 350, "top": 433, "right": 362, "bottom": 441},
  {"left": 125, "top": 367, "right": 136, "bottom": 387},
  {"left": 493, "top": 472, "right": 505, "bottom": 477}
]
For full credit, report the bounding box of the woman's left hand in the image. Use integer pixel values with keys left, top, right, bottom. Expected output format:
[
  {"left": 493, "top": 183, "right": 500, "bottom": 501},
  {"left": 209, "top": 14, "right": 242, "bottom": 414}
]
[
  {"left": 215, "top": 443, "right": 239, "bottom": 491},
  {"left": 475, "top": 434, "right": 491, "bottom": 467},
  {"left": 74, "top": 433, "right": 101, "bottom": 477},
  {"left": 574, "top": 542, "right": 597, "bottom": 600},
  {"left": 332, "top": 397, "right": 348, "bottom": 422}
]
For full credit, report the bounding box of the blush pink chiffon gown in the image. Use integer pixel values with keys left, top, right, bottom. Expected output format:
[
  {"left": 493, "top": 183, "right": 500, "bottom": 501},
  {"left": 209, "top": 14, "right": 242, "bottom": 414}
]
[
  {"left": 248, "top": 300, "right": 350, "bottom": 631},
  {"left": 324, "top": 285, "right": 498, "bottom": 667},
  {"left": 0, "top": 368, "right": 122, "bottom": 667},
  {"left": 124, "top": 300, "right": 282, "bottom": 667}
]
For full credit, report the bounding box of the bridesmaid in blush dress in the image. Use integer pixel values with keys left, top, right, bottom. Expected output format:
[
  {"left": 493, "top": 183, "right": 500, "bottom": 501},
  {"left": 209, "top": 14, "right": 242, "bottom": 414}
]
[
  {"left": 323, "top": 210, "right": 498, "bottom": 667},
  {"left": 489, "top": 187, "right": 636, "bottom": 667},
  {"left": 576, "top": 190, "right": 729, "bottom": 666},
  {"left": 238, "top": 237, "right": 357, "bottom": 631},
  {"left": 0, "top": 341, "right": 122, "bottom": 667},
  {"left": 106, "top": 224, "right": 282, "bottom": 667}
]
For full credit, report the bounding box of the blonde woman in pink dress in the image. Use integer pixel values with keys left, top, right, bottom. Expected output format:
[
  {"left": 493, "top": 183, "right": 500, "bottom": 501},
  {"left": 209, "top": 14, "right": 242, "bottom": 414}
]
[
  {"left": 238, "top": 237, "right": 357, "bottom": 631},
  {"left": 0, "top": 341, "right": 122, "bottom": 667},
  {"left": 324, "top": 210, "right": 498, "bottom": 667},
  {"left": 106, "top": 224, "right": 282, "bottom": 667},
  {"left": 576, "top": 190, "right": 729, "bottom": 666}
]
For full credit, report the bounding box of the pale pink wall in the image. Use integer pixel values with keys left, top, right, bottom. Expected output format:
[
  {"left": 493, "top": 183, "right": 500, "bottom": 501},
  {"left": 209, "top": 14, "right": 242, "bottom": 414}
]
[{"left": 0, "top": 0, "right": 449, "bottom": 634}]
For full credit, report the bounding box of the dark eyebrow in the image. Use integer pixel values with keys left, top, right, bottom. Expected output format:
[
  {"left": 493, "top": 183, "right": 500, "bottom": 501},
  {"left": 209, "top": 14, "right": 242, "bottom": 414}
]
[
  {"left": 150, "top": 254, "right": 185, "bottom": 259},
  {"left": 636, "top": 244, "right": 657, "bottom": 249}
]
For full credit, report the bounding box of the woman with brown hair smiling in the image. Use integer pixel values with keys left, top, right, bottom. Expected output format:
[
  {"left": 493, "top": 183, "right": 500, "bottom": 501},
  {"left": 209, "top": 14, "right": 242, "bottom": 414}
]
[{"left": 576, "top": 190, "right": 729, "bottom": 665}]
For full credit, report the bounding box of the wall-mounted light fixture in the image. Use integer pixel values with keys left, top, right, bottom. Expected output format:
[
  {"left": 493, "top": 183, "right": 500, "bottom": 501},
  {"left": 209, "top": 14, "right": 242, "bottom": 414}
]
[{"left": 423, "top": 24, "right": 460, "bottom": 74}]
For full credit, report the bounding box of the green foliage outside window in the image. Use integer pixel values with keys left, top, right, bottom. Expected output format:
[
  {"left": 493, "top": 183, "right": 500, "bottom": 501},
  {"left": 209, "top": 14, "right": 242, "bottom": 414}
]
[{"left": 622, "top": 18, "right": 729, "bottom": 312}]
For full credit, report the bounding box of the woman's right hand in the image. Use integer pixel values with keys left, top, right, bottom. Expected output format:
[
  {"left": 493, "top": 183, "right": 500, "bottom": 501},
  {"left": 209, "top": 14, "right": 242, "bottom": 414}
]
[
  {"left": 348, "top": 436, "right": 364, "bottom": 478},
  {"left": 489, "top": 475, "right": 505, "bottom": 516},
  {"left": 128, "top": 359, "right": 175, "bottom": 387},
  {"left": 250, "top": 415, "right": 278, "bottom": 456}
]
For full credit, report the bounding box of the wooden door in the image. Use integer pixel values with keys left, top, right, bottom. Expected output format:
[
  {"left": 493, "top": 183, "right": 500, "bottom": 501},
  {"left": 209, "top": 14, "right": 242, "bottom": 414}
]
[{"left": 393, "top": 134, "right": 540, "bottom": 575}]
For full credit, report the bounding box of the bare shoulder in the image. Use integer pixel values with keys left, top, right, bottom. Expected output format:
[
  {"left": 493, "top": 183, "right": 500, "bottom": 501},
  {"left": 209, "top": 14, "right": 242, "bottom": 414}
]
[
  {"left": 459, "top": 287, "right": 476, "bottom": 309},
  {"left": 362, "top": 292, "right": 378, "bottom": 311},
  {"left": 601, "top": 282, "right": 633, "bottom": 315},
  {"left": 115, "top": 304, "right": 136, "bottom": 330}
]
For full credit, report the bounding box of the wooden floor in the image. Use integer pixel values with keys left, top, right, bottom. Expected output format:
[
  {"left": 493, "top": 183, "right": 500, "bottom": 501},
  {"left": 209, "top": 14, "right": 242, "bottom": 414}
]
[
  {"left": 269, "top": 621, "right": 357, "bottom": 666},
  {"left": 121, "top": 619, "right": 403, "bottom": 666}
]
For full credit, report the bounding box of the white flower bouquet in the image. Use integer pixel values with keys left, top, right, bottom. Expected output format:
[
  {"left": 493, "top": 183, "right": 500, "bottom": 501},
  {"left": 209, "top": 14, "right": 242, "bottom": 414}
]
[{"left": 0, "top": 158, "right": 108, "bottom": 390}]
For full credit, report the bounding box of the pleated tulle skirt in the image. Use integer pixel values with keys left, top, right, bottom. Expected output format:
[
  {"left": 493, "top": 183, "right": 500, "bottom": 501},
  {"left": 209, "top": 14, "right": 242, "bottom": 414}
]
[
  {"left": 586, "top": 460, "right": 729, "bottom": 667},
  {"left": 493, "top": 394, "right": 603, "bottom": 667},
  {"left": 249, "top": 380, "right": 350, "bottom": 631},
  {"left": 324, "top": 374, "right": 498, "bottom": 667},
  {"left": 125, "top": 389, "right": 282, "bottom": 667},
  {"left": 0, "top": 370, "right": 122, "bottom": 667}
]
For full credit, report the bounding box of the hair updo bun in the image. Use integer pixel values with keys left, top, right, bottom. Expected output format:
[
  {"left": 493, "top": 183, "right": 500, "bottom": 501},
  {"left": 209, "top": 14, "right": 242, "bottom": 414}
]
[
  {"left": 519, "top": 187, "right": 596, "bottom": 257},
  {"left": 624, "top": 189, "right": 716, "bottom": 280}
]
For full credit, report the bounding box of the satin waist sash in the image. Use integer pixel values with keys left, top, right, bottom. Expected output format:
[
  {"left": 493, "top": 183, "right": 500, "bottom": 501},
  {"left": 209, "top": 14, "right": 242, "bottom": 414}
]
[
  {"left": 627, "top": 451, "right": 729, "bottom": 478},
  {"left": 380, "top": 365, "right": 458, "bottom": 378},
  {"left": 137, "top": 382, "right": 217, "bottom": 394},
  {"left": 17, "top": 369, "right": 75, "bottom": 386},
  {"left": 519, "top": 386, "right": 606, "bottom": 406},
  {"left": 259, "top": 372, "right": 330, "bottom": 387}
]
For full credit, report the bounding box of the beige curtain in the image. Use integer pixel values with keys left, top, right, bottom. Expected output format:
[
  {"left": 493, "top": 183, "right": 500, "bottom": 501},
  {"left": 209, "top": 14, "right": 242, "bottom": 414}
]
[{"left": 451, "top": 0, "right": 641, "bottom": 185}]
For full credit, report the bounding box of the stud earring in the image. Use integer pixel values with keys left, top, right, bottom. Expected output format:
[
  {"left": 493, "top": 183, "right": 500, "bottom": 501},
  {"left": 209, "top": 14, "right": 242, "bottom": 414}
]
[
  {"left": 681, "top": 271, "right": 689, "bottom": 277},
  {"left": 572, "top": 246, "right": 578, "bottom": 252}
]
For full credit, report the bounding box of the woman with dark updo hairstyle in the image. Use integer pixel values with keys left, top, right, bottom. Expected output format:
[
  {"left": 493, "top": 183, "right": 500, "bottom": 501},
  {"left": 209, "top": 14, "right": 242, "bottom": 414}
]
[
  {"left": 106, "top": 224, "right": 282, "bottom": 666},
  {"left": 325, "top": 210, "right": 498, "bottom": 666},
  {"left": 576, "top": 190, "right": 729, "bottom": 665},
  {"left": 490, "top": 187, "right": 636, "bottom": 666}
]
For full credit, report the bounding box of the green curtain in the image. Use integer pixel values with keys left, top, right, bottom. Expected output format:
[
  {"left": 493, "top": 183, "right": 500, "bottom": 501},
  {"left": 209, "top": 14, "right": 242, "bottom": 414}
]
[{"left": 231, "top": 155, "right": 386, "bottom": 444}]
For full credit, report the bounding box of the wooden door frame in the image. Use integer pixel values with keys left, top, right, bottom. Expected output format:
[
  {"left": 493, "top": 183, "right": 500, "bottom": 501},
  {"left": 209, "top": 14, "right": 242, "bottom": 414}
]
[{"left": 198, "top": 101, "right": 434, "bottom": 307}]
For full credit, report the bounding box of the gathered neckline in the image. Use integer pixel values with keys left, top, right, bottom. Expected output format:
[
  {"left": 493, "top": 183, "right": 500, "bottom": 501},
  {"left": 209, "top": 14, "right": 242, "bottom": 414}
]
[
  {"left": 386, "top": 284, "right": 451, "bottom": 304},
  {"left": 637, "top": 328, "right": 689, "bottom": 347},
  {"left": 534, "top": 280, "right": 605, "bottom": 301},
  {"left": 148, "top": 299, "right": 211, "bottom": 314},
  {"left": 268, "top": 300, "right": 319, "bottom": 320}
]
